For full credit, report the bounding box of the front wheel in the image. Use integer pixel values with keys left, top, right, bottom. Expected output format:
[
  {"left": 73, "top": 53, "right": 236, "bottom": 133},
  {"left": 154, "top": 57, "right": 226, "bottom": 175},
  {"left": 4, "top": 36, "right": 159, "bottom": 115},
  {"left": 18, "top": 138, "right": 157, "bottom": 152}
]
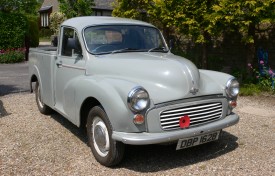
[
  {"left": 86, "top": 106, "right": 125, "bottom": 166},
  {"left": 35, "top": 82, "right": 52, "bottom": 115}
]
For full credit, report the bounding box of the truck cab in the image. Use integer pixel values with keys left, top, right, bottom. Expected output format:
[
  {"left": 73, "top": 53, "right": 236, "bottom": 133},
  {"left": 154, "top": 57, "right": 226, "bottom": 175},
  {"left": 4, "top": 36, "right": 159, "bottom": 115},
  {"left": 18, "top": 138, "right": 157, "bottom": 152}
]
[{"left": 29, "top": 16, "right": 239, "bottom": 166}]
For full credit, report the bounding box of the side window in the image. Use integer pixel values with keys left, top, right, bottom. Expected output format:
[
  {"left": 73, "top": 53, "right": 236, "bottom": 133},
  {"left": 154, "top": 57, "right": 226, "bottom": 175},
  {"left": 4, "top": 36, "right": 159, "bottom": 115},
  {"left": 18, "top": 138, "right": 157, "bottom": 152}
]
[{"left": 61, "top": 27, "right": 82, "bottom": 57}]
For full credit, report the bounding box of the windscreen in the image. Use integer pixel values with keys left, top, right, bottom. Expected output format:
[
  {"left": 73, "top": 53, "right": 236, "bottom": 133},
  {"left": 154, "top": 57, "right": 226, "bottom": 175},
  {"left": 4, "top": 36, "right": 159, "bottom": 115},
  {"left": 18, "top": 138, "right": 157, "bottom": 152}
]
[{"left": 84, "top": 25, "right": 168, "bottom": 54}]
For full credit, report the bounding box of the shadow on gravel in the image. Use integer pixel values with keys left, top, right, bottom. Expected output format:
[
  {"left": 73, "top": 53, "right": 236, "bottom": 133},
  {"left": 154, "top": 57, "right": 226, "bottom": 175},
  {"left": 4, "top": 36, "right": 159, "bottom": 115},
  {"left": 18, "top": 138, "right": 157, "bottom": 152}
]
[
  {"left": 120, "top": 131, "right": 238, "bottom": 172},
  {"left": 0, "top": 100, "right": 10, "bottom": 117},
  {"left": 49, "top": 112, "right": 238, "bottom": 172},
  {"left": 50, "top": 113, "right": 87, "bottom": 143},
  {"left": 0, "top": 85, "right": 29, "bottom": 96}
]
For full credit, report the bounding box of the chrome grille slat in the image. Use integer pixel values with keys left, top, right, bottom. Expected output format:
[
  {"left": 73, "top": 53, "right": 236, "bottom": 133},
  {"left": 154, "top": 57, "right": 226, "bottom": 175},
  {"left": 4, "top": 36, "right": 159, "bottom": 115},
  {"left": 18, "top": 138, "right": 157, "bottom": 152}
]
[
  {"left": 160, "top": 102, "right": 223, "bottom": 130},
  {"left": 190, "top": 112, "right": 222, "bottom": 120},
  {"left": 160, "top": 104, "right": 222, "bottom": 118},
  {"left": 162, "top": 123, "right": 180, "bottom": 129},
  {"left": 161, "top": 113, "right": 221, "bottom": 126},
  {"left": 160, "top": 107, "right": 222, "bottom": 120},
  {"left": 161, "top": 103, "right": 221, "bottom": 114},
  {"left": 191, "top": 115, "right": 221, "bottom": 123}
]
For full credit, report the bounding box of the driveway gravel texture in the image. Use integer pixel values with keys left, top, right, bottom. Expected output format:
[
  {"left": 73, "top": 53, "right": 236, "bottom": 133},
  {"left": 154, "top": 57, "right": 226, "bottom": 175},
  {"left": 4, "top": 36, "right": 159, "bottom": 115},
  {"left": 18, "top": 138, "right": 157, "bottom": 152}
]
[{"left": 0, "top": 93, "right": 274, "bottom": 175}]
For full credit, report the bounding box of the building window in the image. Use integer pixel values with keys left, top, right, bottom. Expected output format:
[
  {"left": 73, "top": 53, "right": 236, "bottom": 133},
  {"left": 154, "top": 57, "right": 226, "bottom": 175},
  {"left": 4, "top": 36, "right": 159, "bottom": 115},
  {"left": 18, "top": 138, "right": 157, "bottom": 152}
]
[
  {"left": 41, "top": 12, "right": 49, "bottom": 27},
  {"left": 92, "top": 10, "right": 112, "bottom": 16},
  {"left": 102, "top": 11, "right": 112, "bottom": 16}
]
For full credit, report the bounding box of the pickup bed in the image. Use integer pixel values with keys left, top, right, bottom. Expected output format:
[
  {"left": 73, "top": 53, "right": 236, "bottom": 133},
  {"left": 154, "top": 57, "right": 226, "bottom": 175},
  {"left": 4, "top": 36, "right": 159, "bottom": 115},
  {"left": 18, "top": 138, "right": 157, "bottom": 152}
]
[{"left": 29, "top": 16, "right": 239, "bottom": 166}]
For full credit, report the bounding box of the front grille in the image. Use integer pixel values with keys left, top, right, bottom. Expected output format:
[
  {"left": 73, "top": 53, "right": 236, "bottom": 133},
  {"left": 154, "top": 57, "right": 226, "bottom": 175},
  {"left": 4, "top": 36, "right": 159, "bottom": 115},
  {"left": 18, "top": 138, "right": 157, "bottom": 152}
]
[{"left": 160, "top": 102, "right": 223, "bottom": 130}]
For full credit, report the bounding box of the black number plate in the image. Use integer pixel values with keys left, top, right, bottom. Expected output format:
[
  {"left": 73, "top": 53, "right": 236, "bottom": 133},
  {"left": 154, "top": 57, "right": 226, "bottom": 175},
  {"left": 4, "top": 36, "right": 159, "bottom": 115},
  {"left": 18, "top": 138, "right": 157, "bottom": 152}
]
[{"left": 176, "top": 131, "right": 220, "bottom": 150}]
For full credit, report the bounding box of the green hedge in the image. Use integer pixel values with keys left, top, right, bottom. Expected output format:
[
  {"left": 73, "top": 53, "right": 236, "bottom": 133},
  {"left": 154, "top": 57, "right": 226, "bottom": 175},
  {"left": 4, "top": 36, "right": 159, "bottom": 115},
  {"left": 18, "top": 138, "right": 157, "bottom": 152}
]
[
  {"left": 26, "top": 15, "right": 39, "bottom": 47},
  {"left": 0, "top": 12, "right": 27, "bottom": 50},
  {"left": 39, "top": 28, "right": 52, "bottom": 38}
]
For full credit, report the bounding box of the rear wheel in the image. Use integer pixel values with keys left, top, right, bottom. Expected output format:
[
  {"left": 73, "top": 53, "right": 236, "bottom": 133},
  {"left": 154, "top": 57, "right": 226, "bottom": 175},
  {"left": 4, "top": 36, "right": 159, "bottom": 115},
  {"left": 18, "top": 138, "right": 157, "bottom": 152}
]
[
  {"left": 86, "top": 106, "right": 125, "bottom": 166},
  {"left": 35, "top": 82, "right": 52, "bottom": 115}
]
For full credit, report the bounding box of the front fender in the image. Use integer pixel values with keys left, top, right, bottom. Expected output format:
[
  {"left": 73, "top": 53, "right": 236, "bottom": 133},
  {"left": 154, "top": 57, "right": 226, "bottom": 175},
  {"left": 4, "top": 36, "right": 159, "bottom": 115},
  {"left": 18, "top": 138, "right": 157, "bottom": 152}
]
[
  {"left": 73, "top": 75, "right": 144, "bottom": 132},
  {"left": 199, "top": 69, "right": 234, "bottom": 96}
]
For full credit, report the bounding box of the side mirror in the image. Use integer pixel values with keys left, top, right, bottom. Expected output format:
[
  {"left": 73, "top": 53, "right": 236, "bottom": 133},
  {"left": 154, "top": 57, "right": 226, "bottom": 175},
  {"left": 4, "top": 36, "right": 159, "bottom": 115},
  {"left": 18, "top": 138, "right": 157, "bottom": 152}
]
[
  {"left": 51, "top": 36, "right": 58, "bottom": 47},
  {"left": 169, "top": 39, "right": 174, "bottom": 50},
  {"left": 67, "top": 38, "right": 82, "bottom": 55}
]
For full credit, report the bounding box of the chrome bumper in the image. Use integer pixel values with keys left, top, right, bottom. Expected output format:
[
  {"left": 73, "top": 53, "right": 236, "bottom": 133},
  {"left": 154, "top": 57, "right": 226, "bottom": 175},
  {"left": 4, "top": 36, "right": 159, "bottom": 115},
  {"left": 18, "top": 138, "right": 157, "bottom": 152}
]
[{"left": 112, "top": 113, "right": 239, "bottom": 145}]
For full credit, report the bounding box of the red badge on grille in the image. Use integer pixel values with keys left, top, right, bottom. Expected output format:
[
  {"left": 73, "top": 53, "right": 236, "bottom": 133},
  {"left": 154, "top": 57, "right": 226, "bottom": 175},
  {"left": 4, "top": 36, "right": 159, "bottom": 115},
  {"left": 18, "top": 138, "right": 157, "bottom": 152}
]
[{"left": 179, "top": 115, "right": 190, "bottom": 128}]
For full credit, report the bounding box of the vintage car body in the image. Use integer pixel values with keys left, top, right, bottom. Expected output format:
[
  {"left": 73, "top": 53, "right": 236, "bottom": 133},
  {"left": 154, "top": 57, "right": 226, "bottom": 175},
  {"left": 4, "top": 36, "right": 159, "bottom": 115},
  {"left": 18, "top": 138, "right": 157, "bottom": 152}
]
[{"left": 29, "top": 16, "right": 239, "bottom": 166}]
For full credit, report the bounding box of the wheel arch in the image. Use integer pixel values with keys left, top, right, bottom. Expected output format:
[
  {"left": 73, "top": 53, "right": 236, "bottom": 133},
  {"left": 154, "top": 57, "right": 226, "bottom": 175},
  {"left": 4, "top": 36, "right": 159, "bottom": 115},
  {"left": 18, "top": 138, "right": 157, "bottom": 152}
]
[
  {"left": 80, "top": 97, "right": 102, "bottom": 130},
  {"left": 30, "top": 74, "right": 38, "bottom": 93},
  {"left": 74, "top": 77, "right": 142, "bottom": 133},
  {"left": 29, "top": 65, "right": 42, "bottom": 93}
]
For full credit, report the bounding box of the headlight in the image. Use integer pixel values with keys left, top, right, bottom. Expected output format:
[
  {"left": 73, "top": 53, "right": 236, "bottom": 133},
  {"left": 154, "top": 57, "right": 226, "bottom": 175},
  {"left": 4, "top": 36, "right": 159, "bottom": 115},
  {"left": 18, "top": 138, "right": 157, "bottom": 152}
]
[
  {"left": 225, "top": 78, "right": 239, "bottom": 98},
  {"left": 127, "top": 87, "right": 149, "bottom": 112}
]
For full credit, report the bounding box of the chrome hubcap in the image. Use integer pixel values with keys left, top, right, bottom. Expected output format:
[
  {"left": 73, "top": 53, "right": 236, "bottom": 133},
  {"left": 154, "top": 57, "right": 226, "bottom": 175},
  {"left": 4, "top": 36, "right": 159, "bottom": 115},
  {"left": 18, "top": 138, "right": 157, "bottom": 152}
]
[
  {"left": 37, "top": 85, "right": 44, "bottom": 108},
  {"left": 92, "top": 117, "right": 110, "bottom": 157}
]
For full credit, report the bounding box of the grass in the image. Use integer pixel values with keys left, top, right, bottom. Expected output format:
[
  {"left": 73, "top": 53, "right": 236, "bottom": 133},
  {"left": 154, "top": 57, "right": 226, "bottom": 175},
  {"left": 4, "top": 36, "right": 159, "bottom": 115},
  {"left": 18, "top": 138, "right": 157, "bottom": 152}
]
[
  {"left": 240, "top": 84, "right": 261, "bottom": 96},
  {"left": 39, "top": 37, "right": 51, "bottom": 42},
  {"left": 240, "top": 83, "right": 274, "bottom": 96}
]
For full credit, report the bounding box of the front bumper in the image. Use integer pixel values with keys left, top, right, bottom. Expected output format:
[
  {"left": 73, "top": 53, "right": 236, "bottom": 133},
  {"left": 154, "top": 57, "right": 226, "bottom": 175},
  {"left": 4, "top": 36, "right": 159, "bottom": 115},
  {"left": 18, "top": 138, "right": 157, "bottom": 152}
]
[{"left": 112, "top": 113, "right": 239, "bottom": 145}]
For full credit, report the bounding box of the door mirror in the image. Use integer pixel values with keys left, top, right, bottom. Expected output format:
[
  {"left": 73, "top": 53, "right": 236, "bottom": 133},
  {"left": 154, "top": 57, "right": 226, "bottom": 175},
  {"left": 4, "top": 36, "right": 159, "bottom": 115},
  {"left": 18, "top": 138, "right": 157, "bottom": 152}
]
[
  {"left": 67, "top": 38, "right": 82, "bottom": 55},
  {"left": 169, "top": 39, "right": 174, "bottom": 50}
]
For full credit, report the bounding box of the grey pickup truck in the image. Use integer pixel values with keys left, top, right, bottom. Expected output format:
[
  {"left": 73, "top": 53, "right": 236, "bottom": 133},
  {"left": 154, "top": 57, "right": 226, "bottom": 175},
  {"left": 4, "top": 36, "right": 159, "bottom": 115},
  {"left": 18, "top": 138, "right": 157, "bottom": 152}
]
[{"left": 29, "top": 16, "right": 239, "bottom": 166}]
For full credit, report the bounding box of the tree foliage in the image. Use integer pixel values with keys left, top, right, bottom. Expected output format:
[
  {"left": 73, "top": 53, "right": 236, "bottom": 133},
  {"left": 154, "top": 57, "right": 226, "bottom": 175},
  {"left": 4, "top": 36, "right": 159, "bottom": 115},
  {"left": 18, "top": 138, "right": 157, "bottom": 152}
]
[
  {"left": 113, "top": 0, "right": 219, "bottom": 42},
  {"left": 58, "top": 0, "right": 95, "bottom": 18},
  {"left": 210, "top": 0, "right": 275, "bottom": 43},
  {"left": 113, "top": 0, "right": 275, "bottom": 69},
  {"left": 113, "top": 0, "right": 218, "bottom": 68},
  {"left": 113, "top": 0, "right": 275, "bottom": 44},
  {"left": 113, "top": 0, "right": 149, "bottom": 20},
  {"left": 209, "top": 0, "right": 275, "bottom": 69},
  {"left": 50, "top": 12, "right": 66, "bottom": 35},
  {"left": 0, "top": 0, "right": 39, "bottom": 15}
]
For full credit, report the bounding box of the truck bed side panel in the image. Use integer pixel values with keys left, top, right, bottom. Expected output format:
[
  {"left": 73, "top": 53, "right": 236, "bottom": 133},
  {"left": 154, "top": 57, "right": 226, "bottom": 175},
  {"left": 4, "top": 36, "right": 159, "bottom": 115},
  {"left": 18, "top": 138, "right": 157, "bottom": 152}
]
[{"left": 29, "top": 48, "right": 57, "bottom": 108}]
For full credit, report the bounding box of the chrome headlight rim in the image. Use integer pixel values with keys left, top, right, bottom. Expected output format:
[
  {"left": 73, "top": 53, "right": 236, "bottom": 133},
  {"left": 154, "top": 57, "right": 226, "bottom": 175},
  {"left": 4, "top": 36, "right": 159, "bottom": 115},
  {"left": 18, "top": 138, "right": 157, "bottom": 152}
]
[
  {"left": 225, "top": 78, "right": 240, "bottom": 98},
  {"left": 127, "top": 86, "right": 150, "bottom": 112}
]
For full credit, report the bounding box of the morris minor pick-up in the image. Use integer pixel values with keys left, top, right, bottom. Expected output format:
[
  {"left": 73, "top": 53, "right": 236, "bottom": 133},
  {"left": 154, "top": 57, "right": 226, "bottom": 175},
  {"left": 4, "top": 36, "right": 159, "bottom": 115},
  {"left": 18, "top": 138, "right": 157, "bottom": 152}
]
[{"left": 29, "top": 16, "right": 239, "bottom": 166}]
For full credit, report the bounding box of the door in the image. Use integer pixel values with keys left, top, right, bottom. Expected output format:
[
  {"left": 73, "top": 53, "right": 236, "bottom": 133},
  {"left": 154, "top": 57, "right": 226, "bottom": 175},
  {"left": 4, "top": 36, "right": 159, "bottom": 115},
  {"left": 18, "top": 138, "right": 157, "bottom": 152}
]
[{"left": 54, "top": 26, "right": 86, "bottom": 121}]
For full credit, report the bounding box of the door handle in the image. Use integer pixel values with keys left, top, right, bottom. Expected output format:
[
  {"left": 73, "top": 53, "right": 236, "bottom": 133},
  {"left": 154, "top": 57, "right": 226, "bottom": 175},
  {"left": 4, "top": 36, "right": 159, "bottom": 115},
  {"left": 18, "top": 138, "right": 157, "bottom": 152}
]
[{"left": 56, "top": 61, "right": 63, "bottom": 67}]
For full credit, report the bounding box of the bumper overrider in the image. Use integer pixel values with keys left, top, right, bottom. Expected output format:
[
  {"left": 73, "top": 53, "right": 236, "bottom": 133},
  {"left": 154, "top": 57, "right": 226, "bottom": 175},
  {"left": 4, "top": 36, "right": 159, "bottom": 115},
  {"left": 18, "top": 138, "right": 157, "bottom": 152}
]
[{"left": 112, "top": 113, "right": 239, "bottom": 145}]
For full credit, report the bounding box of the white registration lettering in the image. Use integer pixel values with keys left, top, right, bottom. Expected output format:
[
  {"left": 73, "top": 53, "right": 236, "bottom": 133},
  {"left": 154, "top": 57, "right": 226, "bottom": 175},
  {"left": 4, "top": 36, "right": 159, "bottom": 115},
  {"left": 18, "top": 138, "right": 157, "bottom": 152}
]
[{"left": 176, "top": 131, "right": 220, "bottom": 150}]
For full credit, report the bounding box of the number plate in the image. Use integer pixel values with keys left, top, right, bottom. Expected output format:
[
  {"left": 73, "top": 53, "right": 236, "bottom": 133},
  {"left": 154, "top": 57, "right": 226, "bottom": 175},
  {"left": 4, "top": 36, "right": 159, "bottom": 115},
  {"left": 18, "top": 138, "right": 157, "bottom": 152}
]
[{"left": 176, "top": 131, "right": 220, "bottom": 150}]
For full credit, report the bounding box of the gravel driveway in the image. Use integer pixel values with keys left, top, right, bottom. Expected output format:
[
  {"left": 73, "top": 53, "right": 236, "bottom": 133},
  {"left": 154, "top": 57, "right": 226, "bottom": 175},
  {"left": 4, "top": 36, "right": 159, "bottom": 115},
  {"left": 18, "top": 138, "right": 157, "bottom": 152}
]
[{"left": 0, "top": 93, "right": 274, "bottom": 175}]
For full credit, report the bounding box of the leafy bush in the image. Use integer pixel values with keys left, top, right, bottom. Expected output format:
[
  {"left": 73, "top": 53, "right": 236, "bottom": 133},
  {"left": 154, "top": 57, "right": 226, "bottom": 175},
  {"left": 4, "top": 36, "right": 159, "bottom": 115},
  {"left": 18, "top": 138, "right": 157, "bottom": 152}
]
[
  {"left": 39, "top": 28, "right": 52, "bottom": 38},
  {"left": 50, "top": 12, "right": 66, "bottom": 35},
  {"left": 0, "top": 48, "right": 26, "bottom": 63},
  {"left": 0, "top": 12, "right": 27, "bottom": 50},
  {"left": 248, "top": 62, "right": 275, "bottom": 92},
  {"left": 208, "top": 56, "right": 224, "bottom": 71},
  {"left": 26, "top": 15, "right": 39, "bottom": 47}
]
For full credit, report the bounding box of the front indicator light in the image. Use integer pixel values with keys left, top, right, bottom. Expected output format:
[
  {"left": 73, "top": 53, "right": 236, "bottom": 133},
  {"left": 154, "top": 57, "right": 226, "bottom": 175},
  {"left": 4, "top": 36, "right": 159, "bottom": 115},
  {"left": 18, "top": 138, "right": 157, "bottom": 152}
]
[
  {"left": 133, "top": 114, "right": 145, "bottom": 125},
  {"left": 229, "top": 100, "right": 237, "bottom": 108}
]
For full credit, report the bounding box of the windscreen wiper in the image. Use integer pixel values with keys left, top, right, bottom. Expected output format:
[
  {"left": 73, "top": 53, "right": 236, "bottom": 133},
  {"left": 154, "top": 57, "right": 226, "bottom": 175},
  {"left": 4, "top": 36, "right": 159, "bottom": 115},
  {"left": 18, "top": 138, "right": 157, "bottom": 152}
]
[
  {"left": 111, "top": 48, "right": 138, "bottom": 54},
  {"left": 148, "top": 47, "right": 168, "bottom": 52}
]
